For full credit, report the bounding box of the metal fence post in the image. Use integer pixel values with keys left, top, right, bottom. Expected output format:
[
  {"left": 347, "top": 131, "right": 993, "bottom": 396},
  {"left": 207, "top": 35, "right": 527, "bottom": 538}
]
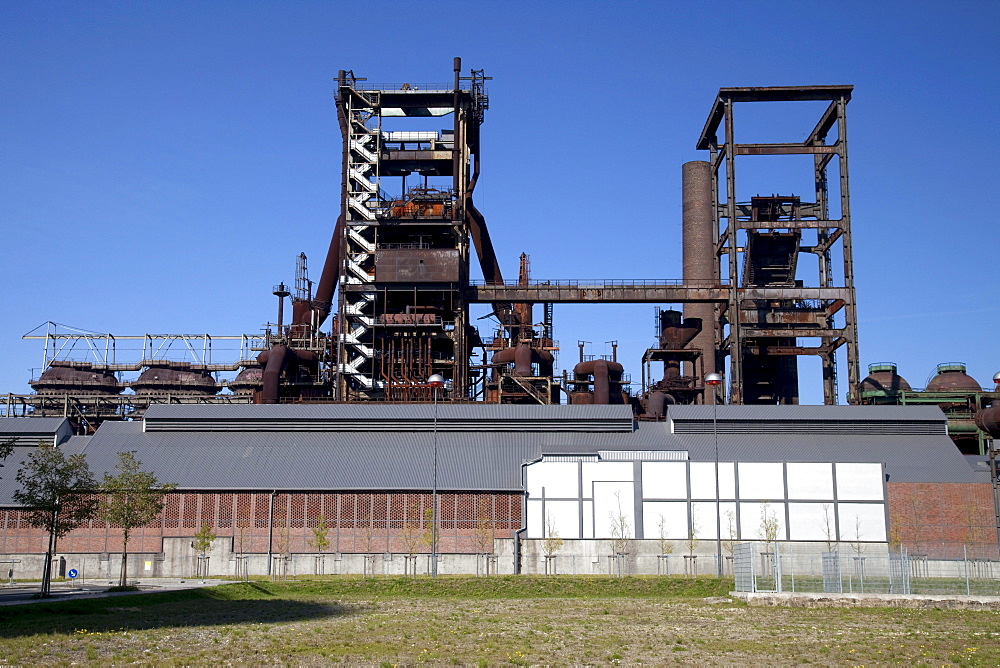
[{"left": 964, "top": 545, "right": 970, "bottom": 596}]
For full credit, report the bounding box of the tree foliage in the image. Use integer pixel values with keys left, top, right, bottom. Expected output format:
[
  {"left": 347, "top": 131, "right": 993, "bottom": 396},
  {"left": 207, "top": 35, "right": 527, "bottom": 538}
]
[
  {"left": 757, "top": 501, "right": 780, "bottom": 547},
  {"left": 193, "top": 522, "right": 216, "bottom": 555},
  {"left": 13, "top": 444, "right": 97, "bottom": 539},
  {"left": 0, "top": 438, "right": 13, "bottom": 467},
  {"left": 99, "top": 451, "right": 176, "bottom": 587},
  {"left": 13, "top": 442, "right": 97, "bottom": 596},
  {"left": 309, "top": 513, "right": 331, "bottom": 553}
]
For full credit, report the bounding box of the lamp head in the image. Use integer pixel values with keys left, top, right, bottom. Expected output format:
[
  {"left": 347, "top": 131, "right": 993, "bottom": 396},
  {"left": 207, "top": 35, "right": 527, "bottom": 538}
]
[
  {"left": 705, "top": 372, "right": 724, "bottom": 386},
  {"left": 428, "top": 374, "right": 445, "bottom": 387}
]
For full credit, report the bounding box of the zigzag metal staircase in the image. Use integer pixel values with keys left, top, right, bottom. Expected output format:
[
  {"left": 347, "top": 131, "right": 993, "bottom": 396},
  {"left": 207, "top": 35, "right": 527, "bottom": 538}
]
[{"left": 339, "top": 89, "right": 381, "bottom": 390}]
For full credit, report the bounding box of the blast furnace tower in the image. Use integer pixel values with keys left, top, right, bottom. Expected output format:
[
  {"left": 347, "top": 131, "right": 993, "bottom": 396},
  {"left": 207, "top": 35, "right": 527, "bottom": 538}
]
[
  {"left": 331, "top": 60, "right": 498, "bottom": 401},
  {"left": 696, "top": 86, "right": 861, "bottom": 404}
]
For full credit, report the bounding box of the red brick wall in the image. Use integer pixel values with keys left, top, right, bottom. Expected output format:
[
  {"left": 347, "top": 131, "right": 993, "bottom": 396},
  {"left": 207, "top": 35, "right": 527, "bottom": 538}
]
[
  {"left": 0, "top": 491, "right": 522, "bottom": 555},
  {"left": 886, "top": 482, "right": 998, "bottom": 559}
]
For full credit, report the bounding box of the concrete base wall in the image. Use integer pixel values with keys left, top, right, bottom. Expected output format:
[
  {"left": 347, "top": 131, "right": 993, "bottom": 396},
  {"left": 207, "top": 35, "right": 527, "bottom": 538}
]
[{"left": 6, "top": 538, "right": 955, "bottom": 581}]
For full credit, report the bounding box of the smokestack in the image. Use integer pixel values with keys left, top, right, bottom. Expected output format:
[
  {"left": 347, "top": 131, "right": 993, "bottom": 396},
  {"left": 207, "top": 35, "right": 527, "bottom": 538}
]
[{"left": 682, "top": 160, "right": 717, "bottom": 403}]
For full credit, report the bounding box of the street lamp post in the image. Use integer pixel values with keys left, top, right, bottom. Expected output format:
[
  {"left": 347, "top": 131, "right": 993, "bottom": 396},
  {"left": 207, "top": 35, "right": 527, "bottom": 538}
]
[
  {"left": 428, "top": 373, "right": 445, "bottom": 578},
  {"left": 705, "top": 372, "right": 725, "bottom": 578}
]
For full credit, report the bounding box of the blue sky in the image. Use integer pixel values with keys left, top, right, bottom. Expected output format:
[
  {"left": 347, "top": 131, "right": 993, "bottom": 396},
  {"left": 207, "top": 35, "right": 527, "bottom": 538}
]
[{"left": 1, "top": 1, "right": 997, "bottom": 403}]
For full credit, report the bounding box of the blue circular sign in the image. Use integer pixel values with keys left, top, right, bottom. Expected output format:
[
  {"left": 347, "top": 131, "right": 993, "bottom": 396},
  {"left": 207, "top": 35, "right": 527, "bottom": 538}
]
[{"left": 67, "top": 569, "right": 78, "bottom": 579}]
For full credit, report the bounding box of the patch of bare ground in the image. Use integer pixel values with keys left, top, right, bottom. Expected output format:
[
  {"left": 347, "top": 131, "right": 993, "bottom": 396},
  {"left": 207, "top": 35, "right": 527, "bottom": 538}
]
[{"left": 0, "top": 580, "right": 997, "bottom": 665}]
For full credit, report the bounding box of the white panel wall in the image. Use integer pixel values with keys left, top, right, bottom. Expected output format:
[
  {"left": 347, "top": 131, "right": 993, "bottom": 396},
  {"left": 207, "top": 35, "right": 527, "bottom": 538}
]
[
  {"left": 787, "top": 502, "right": 835, "bottom": 541},
  {"left": 738, "top": 463, "right": 785, "bottom": 500},
  {"left": 719, "top": 502, "right": 738, "bottom": 540},
  {"left": 582, "top": 461, "right": 633, "bottom": 494},
  {"left": 739, "top": 501, "right": 787, "bottom": 541},
  {"left": 641, "top": 461, "right": 687, "bottom": 499},
  {"left": 525, "top": 459, "right": 887, "bottom": 543},
  {"left": 786, "top": 463, "right": 834, "bottom": 500},
  {"left": 836, "top": 463, "right": 884, "bottom": 500},
  {"left": 542, "top": 500, "right": 581, "bottom": 539},
  {"left": 718, "top": 463, "right": 736, "bottom": 499},
  {"left": 692, "top": 502, "right": 718, "bottom": 539},
  {"left": 526, "top": 499, "right": 543, "bottom": 538},
  {"left": 838, "top": 503, "right": 887, "bottom": 541},
  {"left": 689, "top": 462, "right": 714, "bottom": 499},
  {"left": 642, "top": 501, "right": 688, "bottom": 539},
  {"left": 526, "top": 461, "right": 579, "bottom": 498},
  {"left": 593, "top": 481, "right": 634, "bottom": 538}
]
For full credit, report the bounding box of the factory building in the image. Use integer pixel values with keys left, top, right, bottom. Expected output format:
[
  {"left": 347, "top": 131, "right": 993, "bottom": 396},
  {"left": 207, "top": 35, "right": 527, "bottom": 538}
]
[{"left": 1, "top": 404, "right": 994, "bottom": 577}]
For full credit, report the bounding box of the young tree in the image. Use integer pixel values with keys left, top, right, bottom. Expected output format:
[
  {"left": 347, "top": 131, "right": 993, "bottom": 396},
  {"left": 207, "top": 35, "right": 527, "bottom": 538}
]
[
  {"left": 399, "top": 502, "right": 425, "bottom": 556},
  {"left": 473, "top": 497, "right": 496, "bottom": 555},
  {"left": 193, "top": 522, "right": 216, "bottom": 578},
  {"left": 656, "top": 513, "right": 674, "bottom": 556},
  {"left": 13, "top": 443, "right": 97, "bottom": 597},
  {"left": 608, "top": 490, "right": 631, "bottom": 555},
  {"left": 821, "top": 503, "right": 837, "bottom": 552},
  {"left": 541, "top": 511, "right": 563, "bottom": 557},
  {"left": 722, "top": 509, "right": 738, "bottom": 561},
  {"left": 757, "top": 501, "right": 780, "bottom": 550},
  {"left": 99, "top": 451, "right": 176, "bottom": 588},
  {"left": 310, "top": 513, "right": 331, "bottom": 553},
  {"left": 193, "top": 522, "right": 217, "bottom": 556},
  {"left": 686, "top": 516, "right": 700, "bottom": 558}
]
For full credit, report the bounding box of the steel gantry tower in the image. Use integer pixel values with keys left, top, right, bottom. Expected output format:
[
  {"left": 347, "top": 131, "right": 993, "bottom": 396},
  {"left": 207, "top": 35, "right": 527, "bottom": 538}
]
[
  {"left": 333, "top": 60, "right": 494, "bottom": 401},
  {"left": 696, "top": 86, "right": 861, "bottom": 405}
]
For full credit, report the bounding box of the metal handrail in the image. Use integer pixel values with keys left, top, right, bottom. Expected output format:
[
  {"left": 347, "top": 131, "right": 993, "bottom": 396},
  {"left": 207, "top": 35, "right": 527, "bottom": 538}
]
[
  {"left": 468, "top": 278, "right": 730, "bottom": 287},
  {"left": 351, "top": 83, "right": 467, "bottom": 92}
]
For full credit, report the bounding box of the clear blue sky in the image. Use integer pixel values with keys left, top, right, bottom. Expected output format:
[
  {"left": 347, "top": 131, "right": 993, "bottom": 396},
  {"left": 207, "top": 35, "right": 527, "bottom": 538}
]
[{"left": 1, "top": 1, "right": 997, "bottom": 403}]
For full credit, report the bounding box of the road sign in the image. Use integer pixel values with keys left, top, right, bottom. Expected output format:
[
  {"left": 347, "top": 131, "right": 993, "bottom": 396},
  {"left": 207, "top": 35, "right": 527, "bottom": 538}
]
[{"left": 67, "top": 568, "right": 78, "bottom": 579}]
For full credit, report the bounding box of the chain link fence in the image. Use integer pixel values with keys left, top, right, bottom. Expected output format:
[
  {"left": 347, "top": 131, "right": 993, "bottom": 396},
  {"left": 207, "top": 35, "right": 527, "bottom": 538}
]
[{"left": 732, "top": 542, "right": 1000, "bottom": 596}]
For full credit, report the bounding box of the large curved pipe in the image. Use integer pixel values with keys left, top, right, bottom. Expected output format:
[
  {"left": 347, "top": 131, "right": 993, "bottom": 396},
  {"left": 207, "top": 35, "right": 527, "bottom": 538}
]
[
  {"left": 258, "top": 344, "right": 288, "bottom": 405},
  {"left": 644, "top": 391, "right": 677, "bottom": 419},
  {"left": 976, "top": 403, "right": 1000, "bottom": 438},
  {"left": 492, "top": 344, "right": 555, "bottom": 377},
  {"left": 573, "top": 359, "right": 624, "bottom": 404},
  {"left": 309, "top": 213, "right": 344, "bottom": 327}
]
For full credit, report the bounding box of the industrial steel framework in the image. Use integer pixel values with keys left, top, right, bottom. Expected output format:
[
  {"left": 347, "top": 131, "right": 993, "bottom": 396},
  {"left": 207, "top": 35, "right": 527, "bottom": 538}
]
[
  {"left": 334, "top": 61, "right": 495, "bottom": 401},
  {"left": 696, "top": 86, "right": 861, "bottom": 405}
]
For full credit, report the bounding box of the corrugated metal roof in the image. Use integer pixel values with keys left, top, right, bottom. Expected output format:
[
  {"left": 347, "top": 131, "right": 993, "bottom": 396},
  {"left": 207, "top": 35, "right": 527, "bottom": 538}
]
[
  {"left": 0, "top": 436, "right": 93, "bottom": 506},
  {"left": 144, "top": 403, "right": 633, "bottom": 421},
  {"left": 0, "top": 417, "right": 69, "bottom": 434},
  {"left": 675, "top": 432, "right": 977, "bottom": 483},
  {"left": 74, "top": 421, "right": 544, "bottom": 492},
  {"left": 143, "top": 403, "right": 635, "bottom": 433},
  {"left": 61, "top": 413, "right": 978, "bottom": 494},
  {"left": 3, "top": 406, "right": 976, "bottom": 506},
  {"left": 668, "top": 404, "right": 947, "bottom": 422}
]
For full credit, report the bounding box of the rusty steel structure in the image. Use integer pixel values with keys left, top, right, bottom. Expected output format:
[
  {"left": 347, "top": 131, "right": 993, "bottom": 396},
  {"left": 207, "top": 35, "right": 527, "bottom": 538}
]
[
  {"left": 9, "top": 72, "right": 887, "bottom": 424},
  {"left": 330, "top": 59, "right": 499, "bottom": 401},
  {"left": 696, "top": 86, "right": 861, "bottom": 405}
]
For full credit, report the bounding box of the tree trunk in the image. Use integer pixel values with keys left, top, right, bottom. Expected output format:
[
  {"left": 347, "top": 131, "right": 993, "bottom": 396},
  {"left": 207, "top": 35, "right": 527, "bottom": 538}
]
[
  {"left": 41, "top": 509, "right": 57, "bottom": 597},
  {"left": 119, "top": 529, "right": 130, "bottom": 588}
]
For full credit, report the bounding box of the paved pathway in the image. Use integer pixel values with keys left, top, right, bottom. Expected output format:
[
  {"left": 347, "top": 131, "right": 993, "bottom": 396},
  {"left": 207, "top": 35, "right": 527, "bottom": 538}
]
[{"left": 0, "top": 578, "right": 240, "bottom": 606}]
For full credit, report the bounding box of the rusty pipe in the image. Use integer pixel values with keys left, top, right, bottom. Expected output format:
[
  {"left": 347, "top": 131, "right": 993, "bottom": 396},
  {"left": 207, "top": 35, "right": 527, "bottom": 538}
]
[
  {"left": 309, "top": 213, "right": 344, "bottom": 327},
  {"left": 644, "top": 391, "right": 676, "bottom": 419},
  {"left": 492, "top": 344, "right": 555, "bottom": 377},
  {"left": 258, "top": 344, "right": 288, "bottom": 405},
  {"left": 976, "top": 403, "right": 1000, "bottom": 438},
  {"left": 574, "top": 359, "right": 624, "bottom": 405}
]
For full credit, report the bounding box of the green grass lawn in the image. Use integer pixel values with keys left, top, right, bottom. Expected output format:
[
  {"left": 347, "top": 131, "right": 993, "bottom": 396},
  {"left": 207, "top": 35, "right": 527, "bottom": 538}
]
[{"left": 1, "top": 577, "right": 997, "bottom": 665}]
